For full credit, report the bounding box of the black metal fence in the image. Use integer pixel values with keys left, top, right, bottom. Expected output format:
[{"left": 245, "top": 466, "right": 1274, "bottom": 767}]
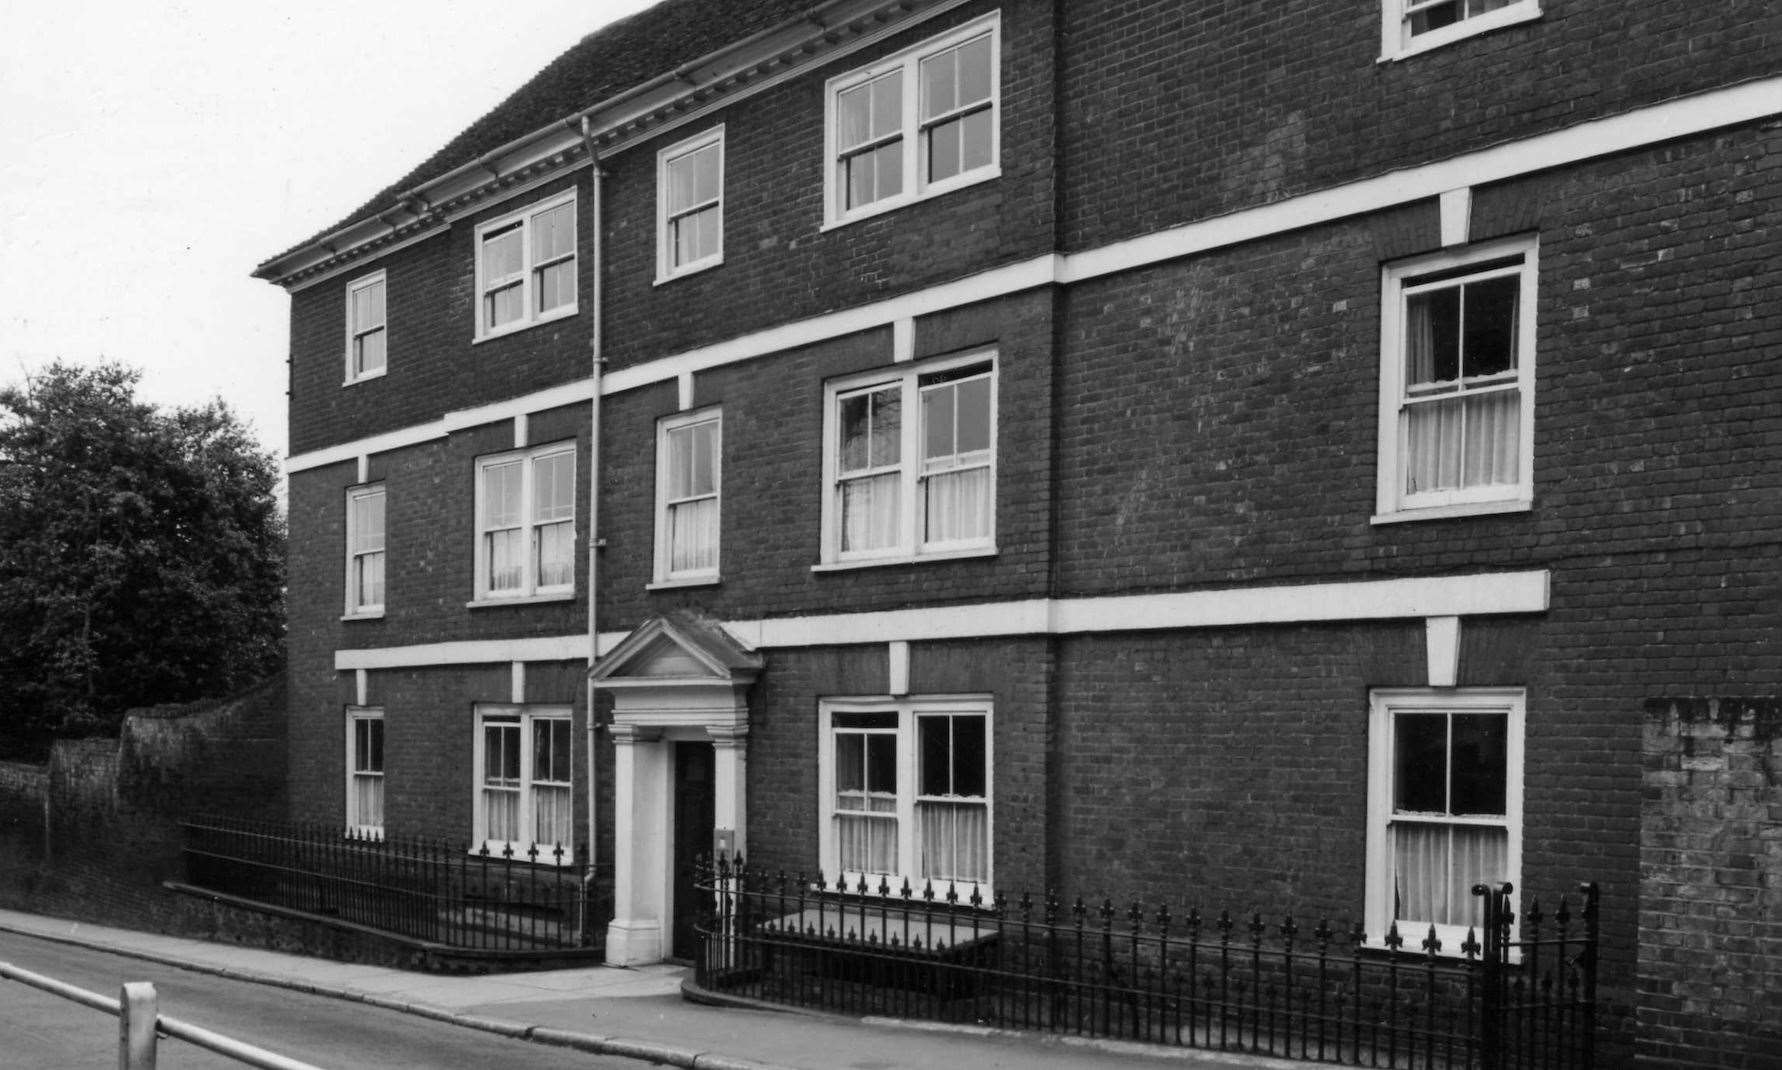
[
  {"left": 695, "top": 859, "right": 1597, "bottom": 1069},
  {"left": 181, "top": 816, "right": 598, "bottom": 952}
]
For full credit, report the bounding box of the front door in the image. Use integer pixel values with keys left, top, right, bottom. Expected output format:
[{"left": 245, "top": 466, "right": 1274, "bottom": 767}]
[{"left": 670, "top": 741, "right": 716, "bottom": 961}]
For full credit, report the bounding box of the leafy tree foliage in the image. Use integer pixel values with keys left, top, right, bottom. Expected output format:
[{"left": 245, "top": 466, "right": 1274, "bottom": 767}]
[{"left": 0, "top": 363, "right": 284, "bottom": 758}]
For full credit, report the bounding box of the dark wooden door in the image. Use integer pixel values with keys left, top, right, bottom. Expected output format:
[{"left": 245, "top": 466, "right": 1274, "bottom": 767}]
[{"left": 671, "top": 741, "right": 716, "bottom": 961}]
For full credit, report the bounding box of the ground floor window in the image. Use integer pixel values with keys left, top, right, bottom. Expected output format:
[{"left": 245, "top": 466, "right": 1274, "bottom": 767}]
[
  {"left": 1366, "top": 688, "right": 1523, "bottom": 949},
  {"left": 819, "top": 697, "right": 991, "bottom": 897},
  {"left": 346, "top": 707, "right": 384, "bottom": 837},
  {"left": 474, "top": 705, "right": 574, "bottom": 864}
]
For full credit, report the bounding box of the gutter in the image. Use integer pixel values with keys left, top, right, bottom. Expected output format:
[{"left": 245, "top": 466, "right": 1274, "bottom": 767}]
[{"left": 252, "top": 0, "right": 930, "bottom": 284}]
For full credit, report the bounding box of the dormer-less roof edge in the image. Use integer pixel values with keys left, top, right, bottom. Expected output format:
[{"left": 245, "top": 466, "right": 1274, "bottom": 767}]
[{"left": 254, "top": 0, "right": 940, "bottom": 289}]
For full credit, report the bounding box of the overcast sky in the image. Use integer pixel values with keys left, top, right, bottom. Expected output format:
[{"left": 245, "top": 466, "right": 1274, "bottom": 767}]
[{"left": 0, "top": 0, "right": 657, "bottom": 459}]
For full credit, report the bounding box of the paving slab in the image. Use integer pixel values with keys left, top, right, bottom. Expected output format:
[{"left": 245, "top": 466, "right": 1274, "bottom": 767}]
[{"left": 0, "top": 908, "right": 1305, "bottom": 1070}]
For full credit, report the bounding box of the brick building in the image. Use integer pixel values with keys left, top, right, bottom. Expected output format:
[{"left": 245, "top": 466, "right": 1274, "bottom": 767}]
[{"left": 254, "top": 1, "right": 1781, "bottom": 1063}]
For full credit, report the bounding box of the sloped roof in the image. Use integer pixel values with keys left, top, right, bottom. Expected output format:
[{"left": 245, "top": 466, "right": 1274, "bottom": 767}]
[
  {"left": 590, "top": 609, "right": 765, "bottom": 683},
  {"left": 273, "top": 0, "right": 817, "bottom": 266}
]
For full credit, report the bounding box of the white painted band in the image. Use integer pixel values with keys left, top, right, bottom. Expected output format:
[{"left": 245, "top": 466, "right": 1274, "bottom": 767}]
[
  {"left": 287, "top": 78, "right": 1782, "bottom": 477},
  {"left": 332, "top": 570, "right": 1548, "bottom": 669}
]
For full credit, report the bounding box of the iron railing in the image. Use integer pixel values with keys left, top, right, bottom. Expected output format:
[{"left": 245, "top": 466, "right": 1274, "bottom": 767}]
[
  {"left": 695, "top": 859, "right": 1597, "bottom": 1069},
  {"left": 182, "top": 815, "right": 598, "bottom": 953}
]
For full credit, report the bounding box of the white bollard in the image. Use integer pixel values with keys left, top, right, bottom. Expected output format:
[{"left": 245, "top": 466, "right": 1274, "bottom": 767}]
[{"left": 118, "top": 981, "right": 157, "bottom": 1070}]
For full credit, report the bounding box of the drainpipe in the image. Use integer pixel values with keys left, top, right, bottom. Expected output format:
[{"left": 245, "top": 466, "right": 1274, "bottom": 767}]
[{"left": 579, "top": 116, "right": 606, "bottom": 943}]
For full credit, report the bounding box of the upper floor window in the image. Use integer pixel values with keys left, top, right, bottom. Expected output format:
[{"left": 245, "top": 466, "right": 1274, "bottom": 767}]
[
  {"left": 654, "top": 409, "right": 721, "bottom": 585},
  {"left": 475, "top": 705, "right": 573, "bottom": 863},
  {"left": 345, "top": 271, "right": 386, "bottom": 383},
  {"left": 656, "top": 127, "right": 724, "bottom": 282},
  {"left": 346, "top": 707, "right": 385, "bottom": 837},
  {"left": 819, "top": 698, "right": 992, "bottom": 898},
  {"left": 823, "top": 14, "right": 1000, "bottom": 228},
  {"left": 1382, "top": 0, "right": 1541, "bottom": 59},
  {"left": 1365, "top": 689, "right": 1523, "bottom": 952},
  {"left": 1375, "top": 237, "right": 1536, "bottom": 523},
  {"left": 474, "top": 190, "right": 577, "bottom": 340},
  {"left": 474, "top": 442, "right": 575, "bottom": 602},
  {"left": 345, "top": 483, "right": 386, "bottom": 617},
  {"left": 820, "top": 352, "right": 996, "bottom": 566}
]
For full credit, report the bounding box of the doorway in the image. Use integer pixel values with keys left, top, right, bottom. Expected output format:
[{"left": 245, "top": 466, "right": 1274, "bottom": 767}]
[{"left": 670, "top": 741, "right": 716, "bottom": 961}]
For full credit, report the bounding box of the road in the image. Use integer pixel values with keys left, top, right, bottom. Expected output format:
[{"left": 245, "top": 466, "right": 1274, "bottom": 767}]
[{"left": 0, "top": 931, "right": 639, "bottom": 1069}]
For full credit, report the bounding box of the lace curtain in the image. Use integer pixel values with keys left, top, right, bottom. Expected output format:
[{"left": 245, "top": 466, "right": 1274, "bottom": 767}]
[
  {"left": 918, "top": 799, "right": 988, "bottom": 884},
  {"left": 1403, "top": 293, "right": 1519, "bottom": 494},
  {"left": 1392, "top": 823, "right": 1507, "bottom": 927},
  {"left": 351, "top": 774, "right": 383, "bottom": 830},
  {"left": 669, "top": 497, "right": 718, "bottom": 572},
  {"left": 924, "top": 467, "right": 991, "bottom": 544}
]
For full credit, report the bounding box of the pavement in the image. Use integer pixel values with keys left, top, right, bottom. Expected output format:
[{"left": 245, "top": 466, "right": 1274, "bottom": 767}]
[{"left": 0, "top": 908, "right": 1308, "bottom": 1070}]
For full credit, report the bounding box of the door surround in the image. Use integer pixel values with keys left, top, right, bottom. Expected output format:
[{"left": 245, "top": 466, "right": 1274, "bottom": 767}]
[{"left": 590, "top": 612, "right": 761, "bottom": 966}]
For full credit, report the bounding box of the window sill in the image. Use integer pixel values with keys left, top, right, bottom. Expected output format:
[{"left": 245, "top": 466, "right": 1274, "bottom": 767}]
[
  {"left": 820, "top": 167, "right": 1000, "bottom": 232},
  {"left": 346, "top": 827, "right": 385, "bottom": 841},
  {"left": 647, "top": 576, "right": 721, "bottom": 590},
  {"left": 343, "top": 368, "right": 387, "bottom": 387},
  {"left": 470, "top": 845, "right": 575, "bottom": 867},
  {"left": 1378, "top": 3, "right": 1542, "bottom": 62},
  {"left": 472, "top": 305, "right": 578, "bottom": 345},
  {"left": 1361, "top": 937, "right": 1522, "bottom": 966},
  {"left": 812, "top": 546, "right": 997, "bottom": 572},
  {"left": 466, "top": 591, "right": 576, "bottom": 608},
  {"left": 1371, "top": 498, "right": 1530, "bottom": 526},
  {"left": 341, "top": 610, "right": 385, "bottom": 622},
  {"left": 654, "top": 255, "right": 724, "bottom": 287}
]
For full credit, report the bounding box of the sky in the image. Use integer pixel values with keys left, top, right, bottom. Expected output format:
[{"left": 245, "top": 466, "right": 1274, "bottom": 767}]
[{"left": 0, "top": 0, "right": 658, "bottom": 459}]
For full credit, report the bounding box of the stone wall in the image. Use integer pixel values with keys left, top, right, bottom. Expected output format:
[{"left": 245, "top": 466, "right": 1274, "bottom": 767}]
[
  {"left": 1639, "top": 698, "right": 1782, "bottom": 1068},
  {"left": 0, "top": 678, "right": 292, "bottom": 941}
]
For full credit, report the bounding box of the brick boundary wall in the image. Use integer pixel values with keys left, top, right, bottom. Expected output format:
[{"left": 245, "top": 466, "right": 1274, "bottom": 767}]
[{"left": 1639, "top": 698, "right": 1782, "bottom": 1068}]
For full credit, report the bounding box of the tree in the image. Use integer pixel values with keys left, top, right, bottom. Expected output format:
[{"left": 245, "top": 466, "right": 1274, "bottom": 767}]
[{"left": 0, "top": 362, "right": 284, "bottom": 758}]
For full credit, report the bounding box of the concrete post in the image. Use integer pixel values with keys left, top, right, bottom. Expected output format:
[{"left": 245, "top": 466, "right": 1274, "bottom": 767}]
[{"left": 118, "top": 981, "right": 157, "bottom": 1070}]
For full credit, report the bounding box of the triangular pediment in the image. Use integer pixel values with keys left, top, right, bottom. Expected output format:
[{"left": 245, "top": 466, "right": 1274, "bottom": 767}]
[{"left": 590, "top": 611, "right": 763, "bottom": 685}]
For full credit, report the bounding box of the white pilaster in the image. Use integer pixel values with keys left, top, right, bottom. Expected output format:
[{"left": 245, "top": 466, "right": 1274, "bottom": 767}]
[
  {"left": 606, "top": 724, "right": 670, "bottom": 965},
  {"left": 1426, "top": 616, "right": 1461, "bottom": 687},
  {"left": 709, "top": 726, "right": 748, "bottom": 861},
  {"left": 887, "top": 640, "right": 910, "bottom": 696},
  {"left": 1439, "top": 188, "right": 1472, "bottom": 247}
]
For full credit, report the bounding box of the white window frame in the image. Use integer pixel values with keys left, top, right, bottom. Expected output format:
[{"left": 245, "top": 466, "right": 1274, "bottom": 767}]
[
  {"left": 817, "top": 697, "right": 993, "bottom": 901},
  {"left": 344, "top": 483, "right": 386, "bottom": 618},
  {"left": 345, "top": 707, "right": 385, "bottom": 838},
  {"left": 655, "top": 126, "right": 725, "bottom": 283},
  {"left": 472, "top": 704, "right": 575, "bottom": 865},
  {"left": 1365, "top": 688, "right": 1524, "bottom": 955},
  {"left": 652, "top": 407, "right": 722, "bottom": 586},
  {"left": 344, "top": 270, "right": 387, "bottom": 384},
  {"left": 471, "top": 442, "right": 576, "bottom": 604},
  {"left": 472, "top": 189, "right": 578, "bottom": 341},
  {"left": 818, "top": 350, "right": 997, "bottom": 567},
  {"left": 1375, "top": 236, "right": 1538, "bottom": 524},
  {"left": 821, "top": 12, "right": 1001, "bottom": 229},
  {"left": 1380, "top": 0, "right": 1542, "bottom": 61}
]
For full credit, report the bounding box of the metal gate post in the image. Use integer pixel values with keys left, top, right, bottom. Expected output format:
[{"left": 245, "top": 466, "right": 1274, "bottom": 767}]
[
  {"left": 118, "top": 981, "right": 157, "bottom": 1070},
  {"left": 1473, "top": 882, "right": 1504, "bottom": 1070}
]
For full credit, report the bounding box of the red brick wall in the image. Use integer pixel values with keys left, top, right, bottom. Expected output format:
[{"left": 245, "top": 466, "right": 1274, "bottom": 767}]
[
  {"left": 596, "top": 288, "right": 1056, "bottom": 628},
  {"left": 287, "top": 0, "right": 1059, "bottom": 458},
  {"left": 742, "top": 638, "right": 1051, "bottom": 896},
  {"left": 1058, "top": 0, "right": 1782, "bottom": 250},
  {"left": 288, "top": 173, "right": 591, "bottom": 456}
]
